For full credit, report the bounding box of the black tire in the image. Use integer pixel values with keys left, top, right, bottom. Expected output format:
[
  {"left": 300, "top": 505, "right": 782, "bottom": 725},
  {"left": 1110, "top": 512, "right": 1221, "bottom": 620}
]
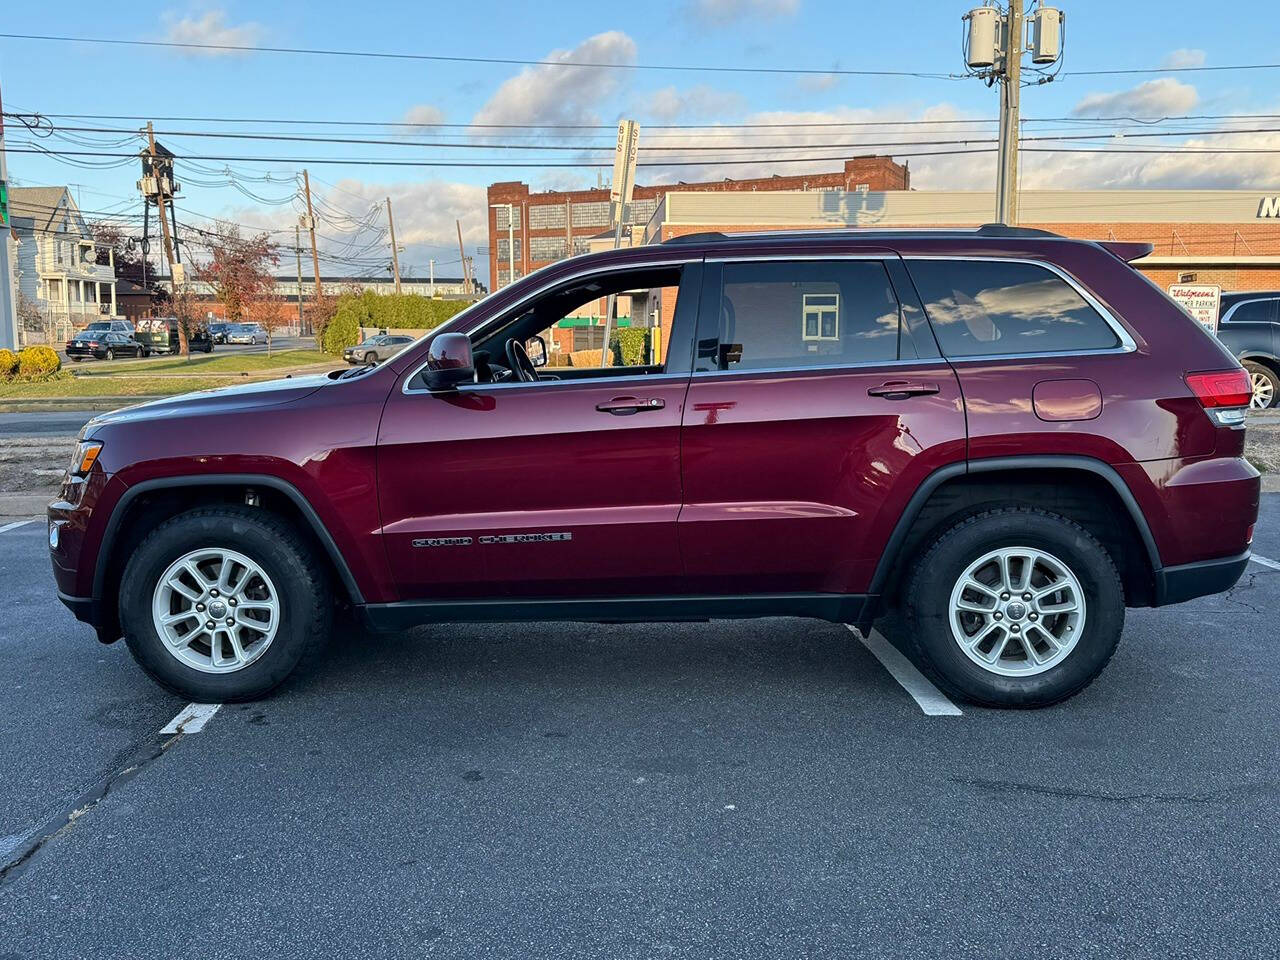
[
  {"left": 1243, "top": 360, "right": 1279, "bottom": 410},
  {"left": 105, "top": 348, "right": 114, "bottom": 361},
  {"left": 119, "top": 506, "right": 332, "bottom": 702},
  {"left": 901, "top": 507, "right": 1124, "bottom": 709},
  {"left": 364, "top": 352, "right": 379, "bottom": 366}
]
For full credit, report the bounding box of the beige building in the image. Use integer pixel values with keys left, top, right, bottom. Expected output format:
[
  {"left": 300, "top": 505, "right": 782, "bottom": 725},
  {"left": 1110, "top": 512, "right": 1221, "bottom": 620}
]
[{"left": 645, "top": 189, "right": 1280, "bottom": 292}]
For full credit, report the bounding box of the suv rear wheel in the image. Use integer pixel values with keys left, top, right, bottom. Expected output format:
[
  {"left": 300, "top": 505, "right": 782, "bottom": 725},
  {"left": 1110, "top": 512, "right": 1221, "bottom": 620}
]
[
  {"left": 1243, "top": 360, "right": 1278, "bottom": 409},
  {"left": 119, "top": 506, "right": 331, "bottom": 701},
  {"left": 902, "top": 507, "right": 1124, "bottom": 708}
]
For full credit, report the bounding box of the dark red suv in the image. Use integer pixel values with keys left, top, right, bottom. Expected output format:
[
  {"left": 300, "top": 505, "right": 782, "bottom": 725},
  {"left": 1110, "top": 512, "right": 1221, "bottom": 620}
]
[{"left": 48, "top": 226, "right": 1260, "bottom": 707}]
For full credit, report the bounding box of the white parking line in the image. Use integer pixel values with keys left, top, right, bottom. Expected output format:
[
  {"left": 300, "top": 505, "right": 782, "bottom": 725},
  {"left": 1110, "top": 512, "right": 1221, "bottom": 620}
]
[
  {"left": 160, "top": 703, "right": 222, "bottom": 735},
  {"left": 850, "top": 627, "right": 963, "bottom": 717},
  {"left": 1249, "top": 554, "right": 1280, "bottom": 572},
  {"left": 0, "top": 519, "right": 37, "bottom": 534}
]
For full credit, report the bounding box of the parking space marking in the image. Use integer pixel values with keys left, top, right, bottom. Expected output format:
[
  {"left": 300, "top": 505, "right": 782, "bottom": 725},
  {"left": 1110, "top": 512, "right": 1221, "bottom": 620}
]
[
  {"left": 850, "top": 627, "right": 963, "bottom": 716},
  {"left": 0, "top": 519, "right": 37, "bottom": 534},
  {"left": 160, "top": 703, "right": 222, "bottom": 735},
  {"left": 1249, "top": 553, "right": 1280, "bottom": 572}
]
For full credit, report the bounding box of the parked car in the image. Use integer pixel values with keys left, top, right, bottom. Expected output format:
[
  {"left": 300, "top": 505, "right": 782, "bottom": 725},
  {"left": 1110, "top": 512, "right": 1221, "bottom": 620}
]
[
  {"left": 80, "top": 319, "right": 136, "bottom": 337},
  {"left": 1215, "top": 291, "right": 1280, "bottom": 409},
  {"left": 343, "top": 334, "right": 414, "bottom": 365},
  {"left": 49, "top": 226, "right": 1260, "bottom": 707},
  {"left": 225, "top": 323, "right": 267, "bottom": 345},
  {"left": 65, "top": 330, "right": 148, "bottom": 361},
  {"left": 209, "top": 322, "right": 231, "bottom": 344}
]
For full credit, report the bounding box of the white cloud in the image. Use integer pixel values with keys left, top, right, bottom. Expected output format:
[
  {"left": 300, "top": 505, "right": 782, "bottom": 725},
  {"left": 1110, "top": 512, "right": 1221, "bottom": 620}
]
[
  {"left": 401, "top": 105, "right": 447, "bottom": 127},
  {"left": 688, "top": 0, "right": 801, "bottom": 24},
  {"left": 1161, "top": 48, "right": 1206, "bottom": 69},
  {"left": 471, "top": 32, "right": 637, "bottom": 129},
  {"left": 644, "top": 85, "right": 747, "bottom": 122},
  {"left": 1071, "top": 78, "right": 1199, "bottom": 118},
  {"left": 159, "top": 10, "right": 264, "bottom": 55}
]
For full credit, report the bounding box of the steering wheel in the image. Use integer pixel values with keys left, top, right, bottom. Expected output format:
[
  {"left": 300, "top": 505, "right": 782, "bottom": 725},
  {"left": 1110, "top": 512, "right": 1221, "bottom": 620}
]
[{"left": 505, "top": 338, "right": 538, "bottom": 383}]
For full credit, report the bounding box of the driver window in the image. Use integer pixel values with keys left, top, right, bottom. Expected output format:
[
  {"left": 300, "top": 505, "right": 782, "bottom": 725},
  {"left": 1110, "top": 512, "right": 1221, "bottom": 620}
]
[{"left": 480, "top": 266, "right": 685, "bottom": 381}]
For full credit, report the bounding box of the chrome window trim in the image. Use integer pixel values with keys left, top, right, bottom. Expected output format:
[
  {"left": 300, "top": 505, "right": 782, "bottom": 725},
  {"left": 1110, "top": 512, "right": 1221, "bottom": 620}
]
[
  {"left": 402, "top": 256, "right": 698, "bottom": 396},
  {"left": 901, "top": 255, "right": 1138, "bottom": 356},
  {"left": 455, "top": 370, "right": 691, "bottom": 393},
  {"left": 1220, "top": 297, "right": 1280, "bottom": 325},
  {"left": 690, "top": 357, "right": 947, "bottom": 380}
]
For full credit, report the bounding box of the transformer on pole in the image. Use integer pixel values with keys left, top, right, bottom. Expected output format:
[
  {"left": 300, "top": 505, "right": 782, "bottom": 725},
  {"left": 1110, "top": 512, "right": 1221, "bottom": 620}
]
[{"left": 963, "top": 2, "right": 1065, "bottom": 225}]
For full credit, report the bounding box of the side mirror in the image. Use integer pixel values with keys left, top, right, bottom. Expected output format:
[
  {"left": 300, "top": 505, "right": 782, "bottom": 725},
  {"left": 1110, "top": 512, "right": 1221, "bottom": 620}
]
[
  {"left": 526, "top": 334, "right": 548, "bottom": 368},
  {"left": 424, "top": 333, "right": 475, "bottom": 391}
]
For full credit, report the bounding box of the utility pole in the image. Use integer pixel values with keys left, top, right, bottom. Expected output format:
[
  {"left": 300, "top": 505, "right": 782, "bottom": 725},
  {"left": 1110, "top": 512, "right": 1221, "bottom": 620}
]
[
  {"left": 143, "top": 122, "right": 186, "bottom": 353},
  {"left": 455, "top": 220, "right": 470, "bottom": 293},
  {"left": 963, "top": 3, "right": 1064, "bottom": 225},
  {"left": 385, "top": 196, "right": 401, "bottom": 294},
  {"left": 294, "top": 224, "right": 304, "bottom": 331},
  {"left": 429, "top": 259, "right": 435, "bottom": 297},
  {"left": 600, "top": 119, "right": 640, "bottom": 366},
  {"left": 0, "top": 77, "right": 18, "bottom": 351},
  {"left": 301, "top": 170, "right": 323, "bottom": 334}
]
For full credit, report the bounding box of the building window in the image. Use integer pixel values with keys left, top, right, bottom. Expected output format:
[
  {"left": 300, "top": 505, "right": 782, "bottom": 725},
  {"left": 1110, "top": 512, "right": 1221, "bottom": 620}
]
[
  {"left": 529, "top": 204, "right": 567, "bottom": 230},
  {"left": 494, "top": 206, "right": 521, "bottom": 230},
  {"left": 496, "top": 237, "right": 522, "bottom": 262},
  {"left": 496, "top": 267, "right": 525, "bottom": 287},
  {"left": 628, "top": 198, "right": 658, "bottom": 225},
  {"left": 802, "top": 293, "right": 840, "bottom": 341},
  {"left": 530, "top": 237, "right": 567, "bottom": 261},
  {"left": 571, "top": 201, "right": 611, "bottom": 227}
]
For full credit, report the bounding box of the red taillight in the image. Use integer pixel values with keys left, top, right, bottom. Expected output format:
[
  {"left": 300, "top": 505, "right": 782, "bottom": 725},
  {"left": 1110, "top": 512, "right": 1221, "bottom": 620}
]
[{"left": 1185, "top": 370, "right": 1251, "bottom": 408}]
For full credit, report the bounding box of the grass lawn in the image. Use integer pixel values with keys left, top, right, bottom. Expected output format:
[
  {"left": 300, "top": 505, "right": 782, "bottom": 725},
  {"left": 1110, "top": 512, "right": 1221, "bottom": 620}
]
[
  {"left": 69, "top": 348, "right": 332, "bottom": 377},
  {"left": 0, "top": 348, "right": 341, "bottom": 400}
]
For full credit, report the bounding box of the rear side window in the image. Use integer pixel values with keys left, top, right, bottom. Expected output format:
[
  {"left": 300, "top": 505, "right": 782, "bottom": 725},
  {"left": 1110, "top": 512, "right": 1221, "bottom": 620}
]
[
  {"left": 1224, "top": 299, "right": 1279, "bottom": 324},
  {"left": 706, "top": 260, "right": 903, "bottom": 371},
  {"left": 909, "top": 260, "right": 1120, "bottom": 358}
]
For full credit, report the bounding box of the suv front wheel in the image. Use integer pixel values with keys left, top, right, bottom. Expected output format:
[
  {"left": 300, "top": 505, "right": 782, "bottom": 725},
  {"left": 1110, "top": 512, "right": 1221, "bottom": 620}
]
[
  {"left": 119, "top": 506, "right": 331, "bottom": 701},
  {"left": 903, "top": 508, "right": 1124, "bottom": 708}
]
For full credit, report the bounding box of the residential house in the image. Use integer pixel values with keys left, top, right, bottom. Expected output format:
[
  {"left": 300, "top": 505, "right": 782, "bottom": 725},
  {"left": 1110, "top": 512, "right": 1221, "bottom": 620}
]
[{"left": 9, "top": 186, "right": 119, "bottom": 328}]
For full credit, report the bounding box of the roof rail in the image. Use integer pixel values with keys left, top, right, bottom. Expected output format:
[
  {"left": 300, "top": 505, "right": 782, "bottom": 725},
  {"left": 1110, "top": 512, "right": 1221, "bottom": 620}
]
[
  {"left": 974, "top": 223, "right": 1061, "bottom": 238},
  {"left": 662, "top": 231, "right": 729, "bottom": 245}
]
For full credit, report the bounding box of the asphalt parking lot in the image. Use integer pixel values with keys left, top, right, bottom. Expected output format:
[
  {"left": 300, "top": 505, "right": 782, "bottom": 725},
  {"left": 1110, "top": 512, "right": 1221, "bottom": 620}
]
[{"left": 1, "top": 500, "right": 1277, "bottom": 959}]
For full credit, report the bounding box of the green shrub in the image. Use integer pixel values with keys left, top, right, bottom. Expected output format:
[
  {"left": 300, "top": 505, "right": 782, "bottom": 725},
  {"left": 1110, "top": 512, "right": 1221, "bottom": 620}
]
[
  {"left": 16, "top": 345, "right": 62, "bottom": 381},
  {"left": 330, "top": 291, "right": 471, "bottom": 335},
  {"left": 610, "top": 328, "right": 650, "bottom": 367},
  {"left": 0, "top": 348, "right": 17, "bottom": 380},
  {"left": 322, "top": 299, "right": 363, "bottom": 356}
]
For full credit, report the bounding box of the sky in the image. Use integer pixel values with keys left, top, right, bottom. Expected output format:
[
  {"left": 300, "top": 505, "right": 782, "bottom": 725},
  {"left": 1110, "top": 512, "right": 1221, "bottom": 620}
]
[{"left": 2, "top": 0, "right": 1279, "bottom": 287}]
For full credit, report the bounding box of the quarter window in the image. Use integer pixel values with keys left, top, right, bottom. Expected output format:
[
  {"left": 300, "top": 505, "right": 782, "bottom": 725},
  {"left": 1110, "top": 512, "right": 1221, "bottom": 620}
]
[
  {"left": 1224, "top": 299, "right": 1279, "bottom": 324},
  {"left": 706, "top": 260, "right": 903, "bottom": 371},
  {"left": 909, "top": 259, "right": 1120, "bottom": 357}
]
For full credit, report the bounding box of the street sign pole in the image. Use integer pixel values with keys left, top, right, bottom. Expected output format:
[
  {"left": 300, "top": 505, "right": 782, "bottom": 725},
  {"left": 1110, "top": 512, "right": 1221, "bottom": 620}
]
[{"left": 600, "top": 120, "right": 640, "bottom": 367}]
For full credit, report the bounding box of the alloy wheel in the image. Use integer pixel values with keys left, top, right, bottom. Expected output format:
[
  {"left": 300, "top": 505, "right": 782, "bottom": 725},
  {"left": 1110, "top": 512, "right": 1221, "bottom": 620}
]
[
  {"left": 1250, "top": 371, "right": 1275, "bottom": 409},
  {"left": 151, "top": 548, "right": 281, "bottom": 674},
  {"left": 948, "top": 546, "right": 1086, "bottom": 677}
]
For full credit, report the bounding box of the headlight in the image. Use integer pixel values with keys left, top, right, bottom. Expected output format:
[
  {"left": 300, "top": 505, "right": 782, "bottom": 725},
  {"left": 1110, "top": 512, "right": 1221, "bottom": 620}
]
[{"left": 70, "top": 440, "right": 104, "bottom": 477}]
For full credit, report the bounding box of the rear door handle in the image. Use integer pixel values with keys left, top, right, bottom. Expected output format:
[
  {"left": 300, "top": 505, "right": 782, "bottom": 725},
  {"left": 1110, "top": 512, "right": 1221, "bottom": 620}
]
[
  {"left": 596, "top": 396, "right": 666, "bottom": 415},
  {"left": 867, "top": 380, "right": 940, "bottom": 400}
]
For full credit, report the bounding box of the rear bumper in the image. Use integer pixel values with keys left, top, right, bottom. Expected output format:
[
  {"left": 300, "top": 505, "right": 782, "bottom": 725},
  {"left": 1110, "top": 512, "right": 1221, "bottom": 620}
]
[{"left": 1154, "top": 550, "right": 1251, "bottom": 606}]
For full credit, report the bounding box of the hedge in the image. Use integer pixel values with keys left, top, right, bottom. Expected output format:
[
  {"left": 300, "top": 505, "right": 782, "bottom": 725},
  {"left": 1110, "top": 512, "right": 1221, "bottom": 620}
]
[
  {"left": 320, "top": 291, "right": 473, "bottom": 356},
  {"left": 610, "top": 328, "right": 650, "bottom": 367},
  {"left": 2, "top": 346, "right": 63, "bottom": 382}
]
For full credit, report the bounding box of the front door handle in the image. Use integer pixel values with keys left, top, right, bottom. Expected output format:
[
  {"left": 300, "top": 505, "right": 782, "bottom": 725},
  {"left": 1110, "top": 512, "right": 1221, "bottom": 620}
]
[
  {"left": 596, "top": 396, "right": 666, "bottom": 415},
  {"left": 867, "top": 380, "right": 940, "bottom": 400}
]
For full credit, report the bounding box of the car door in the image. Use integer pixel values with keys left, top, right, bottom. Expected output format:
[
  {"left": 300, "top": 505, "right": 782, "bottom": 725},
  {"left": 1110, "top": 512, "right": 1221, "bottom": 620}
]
[
  {"left": 678, "top": 253, "right": 967, "bottom": 597},
  {"left": 1220, "top": 296, "right": 1280, "bottom": 360},
  {"left": 377, "top": 261, "right": 702, "bottom": 601}
]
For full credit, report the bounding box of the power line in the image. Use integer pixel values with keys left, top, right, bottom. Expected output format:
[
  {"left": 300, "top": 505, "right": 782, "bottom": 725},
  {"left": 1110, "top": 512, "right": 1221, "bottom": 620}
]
[{"left": 0, "top": 32, "right": 959, "bottom": 79}]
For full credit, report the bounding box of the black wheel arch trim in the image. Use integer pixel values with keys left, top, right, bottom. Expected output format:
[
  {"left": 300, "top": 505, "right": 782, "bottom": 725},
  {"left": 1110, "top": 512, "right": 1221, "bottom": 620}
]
[
  {"left": 866, "top": 454, "right": 1165, "bottom": 607},
  {"left": 91, "top": 473, "right": 365, "bottom": 606}
]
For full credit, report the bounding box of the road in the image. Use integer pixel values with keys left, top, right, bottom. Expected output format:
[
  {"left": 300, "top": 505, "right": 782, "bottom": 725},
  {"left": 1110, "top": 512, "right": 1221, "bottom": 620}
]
[
  {"left": 0, "top": 500, "right": 1277, "bottom": 958},
  {"left": 56, "top": 335, "right": 309, "bottom": 365}
]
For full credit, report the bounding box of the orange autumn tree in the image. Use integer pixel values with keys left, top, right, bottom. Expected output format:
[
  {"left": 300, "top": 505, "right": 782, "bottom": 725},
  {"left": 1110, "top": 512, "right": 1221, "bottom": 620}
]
[{"left": 195, "top": 223, "right": 279, "bottom": 355}]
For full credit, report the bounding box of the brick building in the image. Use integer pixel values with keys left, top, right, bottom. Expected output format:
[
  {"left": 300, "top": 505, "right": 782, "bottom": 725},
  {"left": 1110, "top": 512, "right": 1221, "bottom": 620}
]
[{"left": 486, "top": 156, "right": 909, "bottom": 289}]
